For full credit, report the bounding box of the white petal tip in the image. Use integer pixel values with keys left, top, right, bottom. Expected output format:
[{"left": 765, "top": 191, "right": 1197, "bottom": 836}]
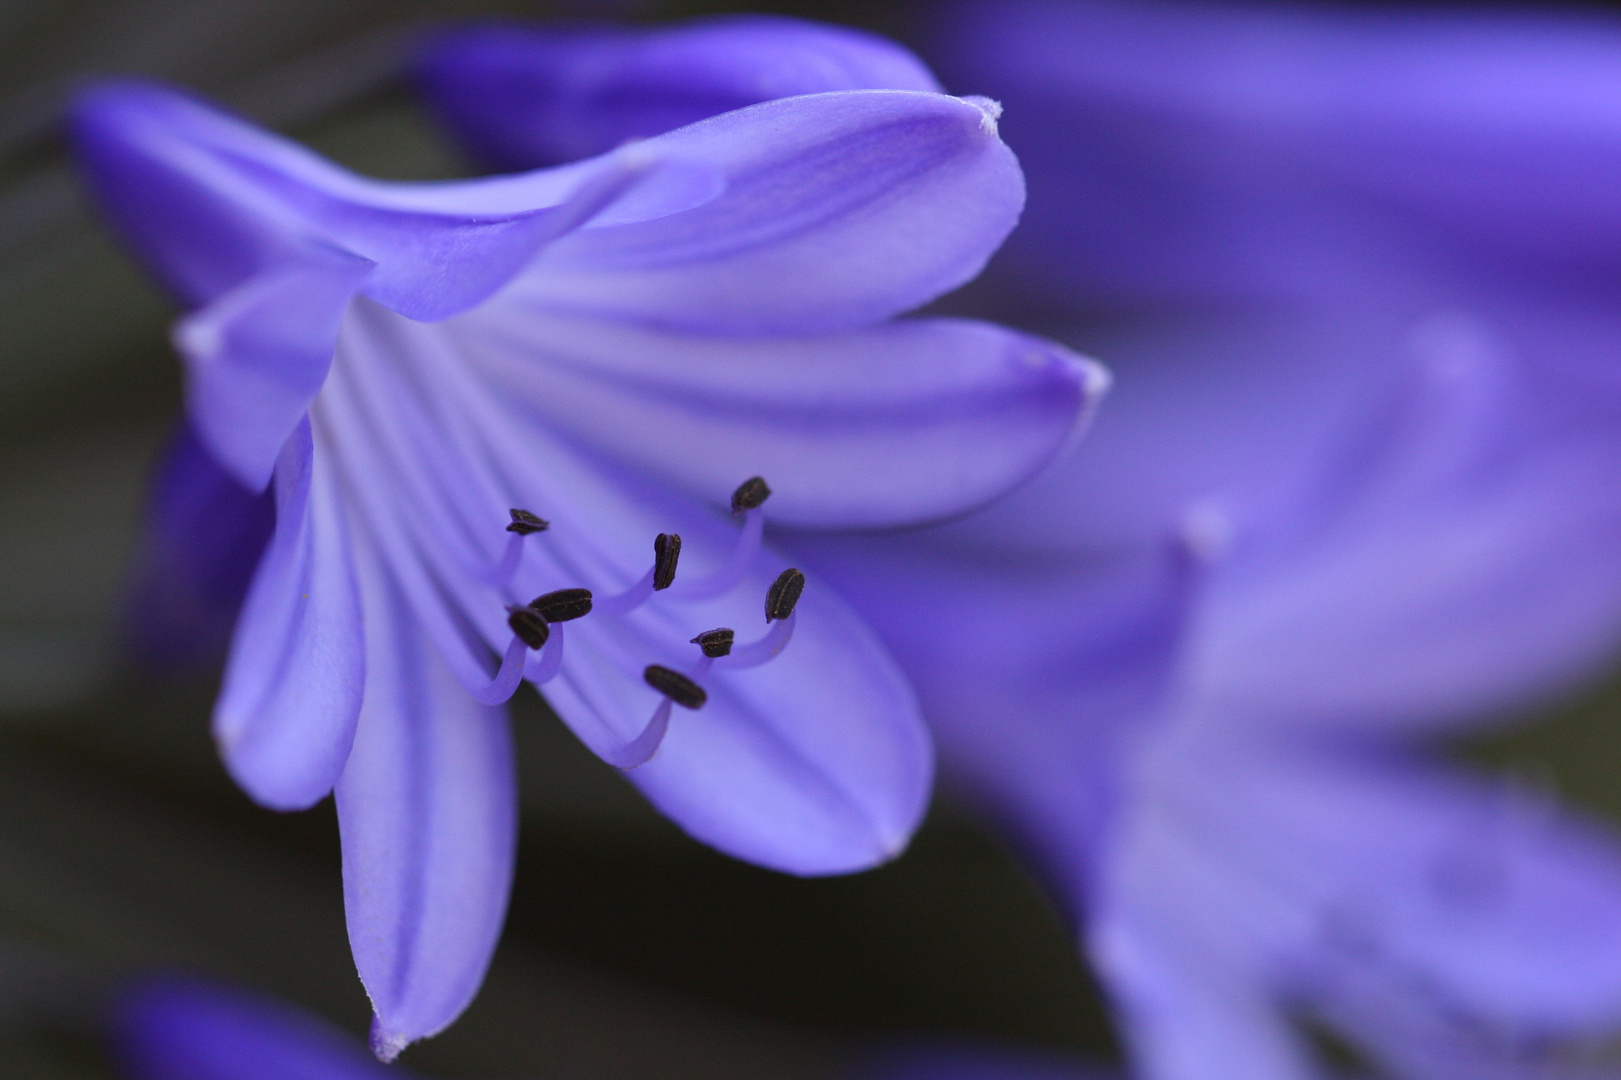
[
  {"left": 370, "top": 1019, "right": 411, "bottom": 1063},
  {"left": 960, "top": 95, "right": 1004, "bottom": 135}
]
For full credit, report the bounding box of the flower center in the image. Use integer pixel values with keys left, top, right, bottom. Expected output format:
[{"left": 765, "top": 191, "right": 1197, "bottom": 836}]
[{"left": 474, "top": 477, "right": 801, "bottom": 769}]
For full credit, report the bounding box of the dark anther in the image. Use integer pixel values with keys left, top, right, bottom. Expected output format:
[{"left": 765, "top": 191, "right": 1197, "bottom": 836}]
[
  {"left": 507, "top": 607, "right": 550, "bottom": 650},
  {"left": 644, "top": 664, "right": 707, "bottom": 709},
  {"left": 507, "top": 508, "right": 550, "bottom": 535},
  {"left": 765, "top": 568, "right": 805, "bottom": 622},
  {"left": 529, "top": 587, "right": 593, "bottom": 622},
  {"left": 690, "top": 628, "right": 735, "bottom": 658},
  {"left": 731, "top": 476, "right": 772, "bottom": 514},
  {"left": 653, "top": 533, "right": 682, "bottom": 590}
]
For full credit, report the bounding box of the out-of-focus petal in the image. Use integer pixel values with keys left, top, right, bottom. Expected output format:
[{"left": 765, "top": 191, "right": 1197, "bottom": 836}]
[
  {"left": 126, "top": 421, "right": 274, "bottom": 670},
  {"left": 335, "top": 537, "right": 516, "bottom": 1061},
  {"left": 796, "top": 532, "right": 1197, "bottom": 899},
  {"left": 1096, "top": 736, "right": 1621, "bottom": 1079},
  {"left": 1189, "top": 314, "right": 1621, "bottom": 733},
  {"left": 461, "top": 307, "right": 1104, "bottom": 527},
  {"left": 937, "top": 0, "right": 1621, "bottom": 307},
  {"left": 419, "top": 14, "right": 941, "bottom": 169},
  {"left": 213, "top": 421, "right": 364, "bottom": 811},
  {"left": 510, "top": 90, "right": 1024, "bottom": 336},
  {"left": 114, "top": 976, "right": 404, "bottom": 1080}
]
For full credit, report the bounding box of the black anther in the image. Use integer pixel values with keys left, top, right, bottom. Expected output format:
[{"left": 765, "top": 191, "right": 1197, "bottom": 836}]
[
  {"left": 507, "top": 607, "right": 550, "bottom": 650},
  {"left": 529, "top": 587, "right": 593, "bottom": 622},
  {"left": 644, "top": 664, "right": 707, "bottom": 709},
  {"left": 653, "top": 533, "right": 682, "bottom": 590},
  {"left": 690, "top": 628, "right": 735, "bottom": 658},
  {"left": 765, "top": 568, "right": 805, "bottom": 622},
  {"left": 731, "top": 477, "right": 771, "bottom": 514},
  {"left": 507, "top": 508, "right": 549, "bottom": 535}
]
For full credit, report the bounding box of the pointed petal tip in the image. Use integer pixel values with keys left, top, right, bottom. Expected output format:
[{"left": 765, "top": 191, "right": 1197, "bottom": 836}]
[
  {"left": 369, "top": 1017, "right": 410, "bottom": 1063},
  {"left": 960, "top": 94, "right": 1005, "bottom": 136}
]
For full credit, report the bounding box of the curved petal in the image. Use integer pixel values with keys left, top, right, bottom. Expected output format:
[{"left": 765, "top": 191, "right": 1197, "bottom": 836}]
[
  {"left": 419, "top": 14, "right": 941, "bottom": 169},
  {"left": 213, "top": 420, "right": 364, "bottom": 811},
  {"left": 461, "top": 306, "right": 1104, "bottom": 527},
  {"left": 619, "top": 575, "right": 933, "bottom": 876},
  {"left": 114, "top": 976, "right": 405, "bottom": 1080},
  {"left": 335, "top": 533, "right": 516, "bottom": 1061},
  {"left": 126, "top": 420, "right": 274, "bottom": 671},
  {"left": 508, "top": 90, "right": 1025, "bottom": 335},
  {"left": 71, "top": 79, "right": 655, "bottom": 487}
]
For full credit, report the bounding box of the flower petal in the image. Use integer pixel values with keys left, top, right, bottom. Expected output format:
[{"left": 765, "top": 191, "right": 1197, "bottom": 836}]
[
  {"left": 335, "top": 534, "right": 516, "bottom": 1061},
  {"left": 1188, "top": 315, "right": 1621, "bottom": 733},
  {"left": 508, "top": 90, "right": 1025, "bottom": 335},
  {"left": 126, "top": 420, "right": 274, "bottom": 670},
  {"left": 1098, "top": 736, "right": 1621, "bottom": 1078},
  {"left": 460, "top": 306, "right": 1104, "bottom": 528},
  {"left": 115, "top": 976, "right": 405, "bottom": 1080},
  {"left": 71, "top": 79, "right": 655, "bottom": 488},
  {"left": 619, "top": 576, "right": 932, "bottom": 876},
  {"left": 419, "top": 14, "right": 941, "bottom": 169},
  {"left": 213, "top": 420, "right": 364, "bottom": 811}
]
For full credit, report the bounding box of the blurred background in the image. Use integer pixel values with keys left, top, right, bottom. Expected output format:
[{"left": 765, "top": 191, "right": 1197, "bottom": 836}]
[{"left": 1, "top": 0, "right": 1618, "bottom": 1077}]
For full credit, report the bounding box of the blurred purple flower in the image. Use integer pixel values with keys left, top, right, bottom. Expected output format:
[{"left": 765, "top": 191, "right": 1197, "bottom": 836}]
[
  {"left": 794, "top": 1, "right": 1621, "bottom": 1077},
  {"left": 71, "top": 26, "right": 1100, "bottom": 1058},
  {"left": 114, "top": 977, "right": 408, "bottom": 1080},
  {"left": 418, "top": 14, "right": 944, "bottom": 169}
]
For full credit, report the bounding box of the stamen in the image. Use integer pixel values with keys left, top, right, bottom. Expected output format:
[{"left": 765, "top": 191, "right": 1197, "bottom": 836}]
[
  {"left": 605, "top": 654, "right": 716, "bottom": 770},
  {"left": 493, "top": 509, "right": 547, "bottom": 589},
  {"left": 644, "top": 664, "right": 708, "bottom": 709},
  {"left": 653, "top": 533, "right": 682, "bottom": 590},
  {"left": 506, "top": 607, "right": 550, "bottom": 650},
  {"left": 525, "top": 621, "right": 566, "bottom": 684},
  {"left": 595, "top": 533, "right": 682, "bottom": 617},
  {"left": 765, "top": 568, "right": 805, "bottom": 622},
  {"left": 529, "top": 587, "right": 593, "bottom": 622},
  {"left": 731, "top": 476, "right": 771, "bottom": 513},
  {"left": 691, "top": 628, "right": 734, "bottom": 658},
  {"left": 471, "top": 633, "right": 529, "bottom": 705},
  {"left": 682, "top": 479, "right": 770, "bottom": 600},
  {"left": 719, "top": 611, "right": 796, "bottom": 670},
  {"left": 507, "top": 508, "right": 550, "bottom": 535}
]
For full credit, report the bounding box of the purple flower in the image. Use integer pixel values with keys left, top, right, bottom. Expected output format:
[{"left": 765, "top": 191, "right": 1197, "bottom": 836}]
[
  {"left": 72, "top": 27, "right": 1100, "bottom": 1058},
  {"left": 113, "top": 977, "right": 410, "bottom": 1080},
  {"left": 790, "top": 2, "right": 1621, "bottom": 1077}
]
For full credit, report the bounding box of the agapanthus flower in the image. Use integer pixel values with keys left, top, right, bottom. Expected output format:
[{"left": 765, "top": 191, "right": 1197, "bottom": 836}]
[
  {"left": 72, "top": 24, "right": 1100, "bottom": 1057},
  {"left": 788, "top": 1, "right": 1621, "bottom": 1077}
]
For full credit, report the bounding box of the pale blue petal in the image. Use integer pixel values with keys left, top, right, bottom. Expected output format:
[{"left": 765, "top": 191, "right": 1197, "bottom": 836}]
[
  {"left": 511, "top": 90, "right": 1024, "bottom": 335},
  {"left": 460, "top": 306, "right": 1104, "bottom": 528},
  {"left": 334, "top": 532, "right": 516, "bottom": 1060},
  {"left": 213, "top": 420, "right": 363, "bottom": 811}
]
